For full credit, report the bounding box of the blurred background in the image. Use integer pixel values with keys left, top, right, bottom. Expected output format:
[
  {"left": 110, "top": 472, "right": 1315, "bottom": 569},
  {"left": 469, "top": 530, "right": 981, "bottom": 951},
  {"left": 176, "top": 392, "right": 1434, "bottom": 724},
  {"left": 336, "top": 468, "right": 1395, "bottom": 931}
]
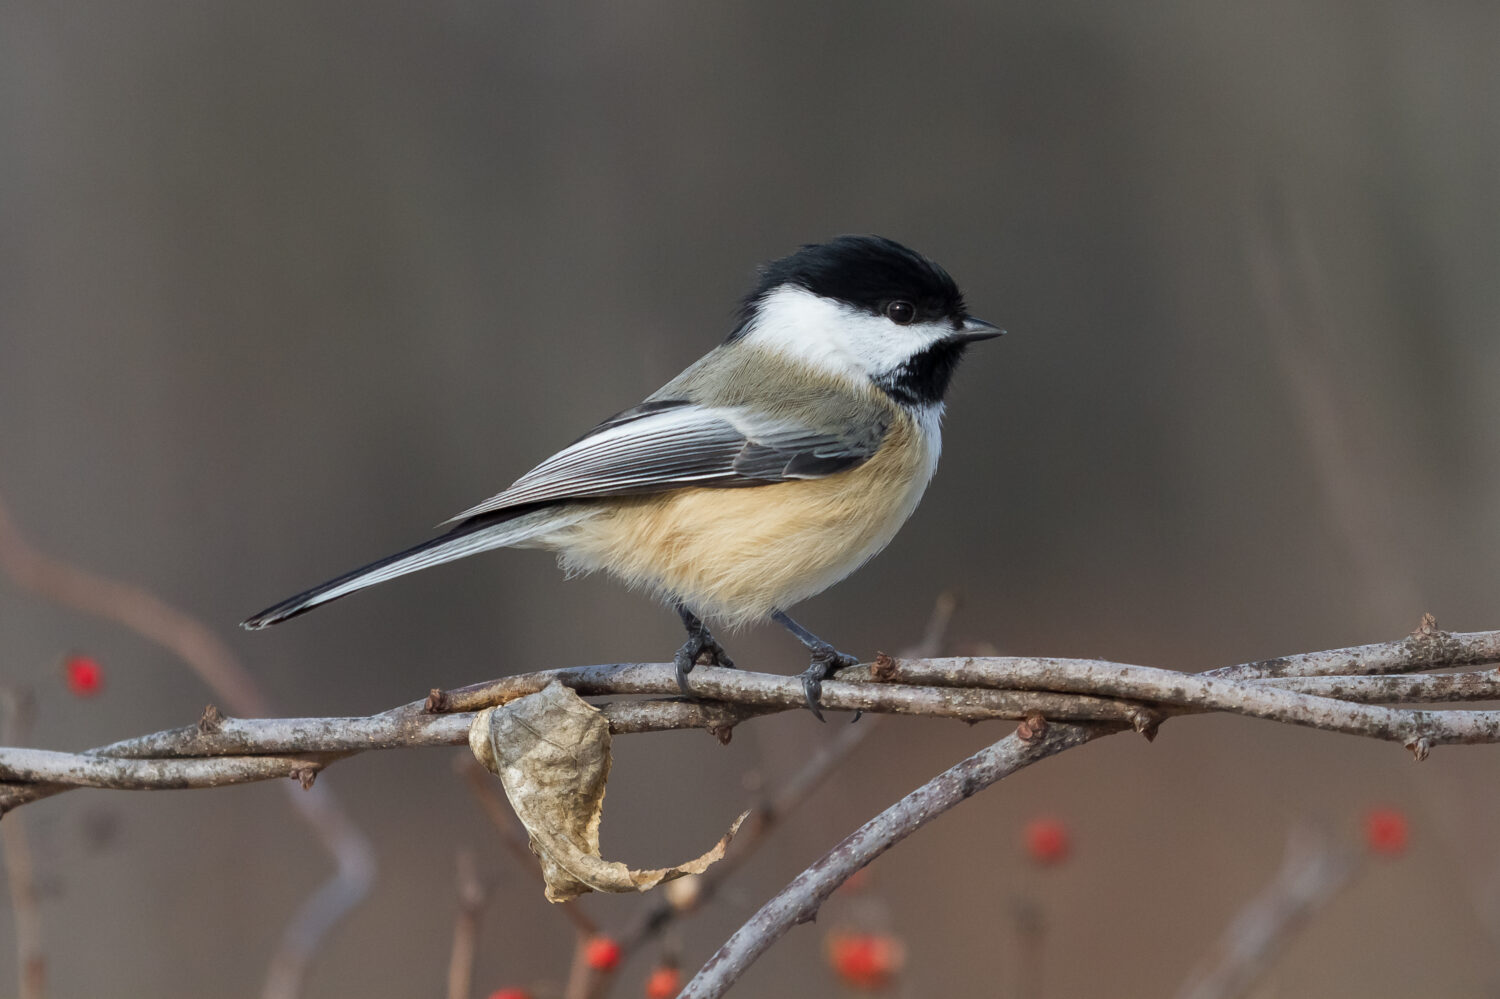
[{"left": 2, "top": 2, "right": 1497, "bottom": 996}]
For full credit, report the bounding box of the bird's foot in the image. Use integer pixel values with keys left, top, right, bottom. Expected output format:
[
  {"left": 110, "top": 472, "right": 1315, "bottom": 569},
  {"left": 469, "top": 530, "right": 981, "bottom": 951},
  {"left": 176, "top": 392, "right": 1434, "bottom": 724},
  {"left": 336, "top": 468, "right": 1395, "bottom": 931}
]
[
  {"left": 673, "top": 624, "right": 734, "bottom": 699},
  {"left": 799, "top": 645, "right": 860, "bottom": 723}
]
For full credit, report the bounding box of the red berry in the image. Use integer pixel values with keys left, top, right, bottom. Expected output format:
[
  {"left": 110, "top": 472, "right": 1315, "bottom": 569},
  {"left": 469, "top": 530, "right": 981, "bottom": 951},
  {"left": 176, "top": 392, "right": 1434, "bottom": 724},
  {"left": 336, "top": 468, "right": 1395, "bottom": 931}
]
[
  {"left": 64, "top": 655, "right": 104, "bottom": 697},
  {"left": 826, "top": 932, "right": 904, "bottom": 990},
  {"left": 584, "top": 936, "right": 623, "bottom": 972},
  {"left": 644, "top": 966, "right": 681, "bottom": 999},
  {"left": 1023, "top": 816, "right": 1070, "bottom": 866},
  {"left": 486, "top": 990, "right": 531, "bottom": 999},
  {"left": 1364, "top": 807, "right": 1410, "bottom": 856}
]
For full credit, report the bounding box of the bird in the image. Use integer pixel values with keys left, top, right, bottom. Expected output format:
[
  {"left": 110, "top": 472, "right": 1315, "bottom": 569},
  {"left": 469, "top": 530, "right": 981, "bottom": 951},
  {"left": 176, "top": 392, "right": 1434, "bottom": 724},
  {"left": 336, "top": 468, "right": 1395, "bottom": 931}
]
[{"left": 242, "top": 234, "right": 1001, "bottom": 719}]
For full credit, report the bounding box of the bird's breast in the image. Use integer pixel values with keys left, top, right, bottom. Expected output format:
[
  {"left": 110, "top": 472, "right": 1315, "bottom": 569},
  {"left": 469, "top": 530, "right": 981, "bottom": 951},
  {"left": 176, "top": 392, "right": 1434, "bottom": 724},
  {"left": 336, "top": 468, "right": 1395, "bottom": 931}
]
[{"left": 549, "top": 406, "right": 941, "bottom": 628}]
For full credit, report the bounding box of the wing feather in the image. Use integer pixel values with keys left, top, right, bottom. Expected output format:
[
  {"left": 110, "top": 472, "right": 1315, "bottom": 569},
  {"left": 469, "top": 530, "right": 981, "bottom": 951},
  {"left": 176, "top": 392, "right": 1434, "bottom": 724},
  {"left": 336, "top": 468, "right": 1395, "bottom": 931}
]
[{"left": 442, "top": 402, "right": 887, "bottom": 524}]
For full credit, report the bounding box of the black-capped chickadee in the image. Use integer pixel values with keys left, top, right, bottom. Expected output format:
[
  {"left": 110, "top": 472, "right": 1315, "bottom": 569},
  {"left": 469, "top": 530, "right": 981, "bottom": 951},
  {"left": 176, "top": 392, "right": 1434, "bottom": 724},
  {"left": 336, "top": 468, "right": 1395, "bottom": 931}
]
[{"left": 243, "top": 235, "right": 1001, "bottom": 718}]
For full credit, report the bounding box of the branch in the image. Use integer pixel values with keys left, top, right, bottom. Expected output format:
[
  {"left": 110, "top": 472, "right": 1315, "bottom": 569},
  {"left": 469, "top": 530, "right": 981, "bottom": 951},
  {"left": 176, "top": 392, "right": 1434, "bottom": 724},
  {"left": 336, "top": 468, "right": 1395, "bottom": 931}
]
[
  {"left": 427, "top": 662, "right": 1142, "bottom": 723},
  {"left": 675, "top": 616, "right": 1497, "bottom": 995},
  {"left": 610, "top": 591, "right": 957, "bottom": 966},
  {"left": 0, "top": 744, "right": 351, "bottom": 789},
  {"left": 613, "top": 701, "right": 876, "bottom": 969},
  {"left": 1202, "top": 615, "right": 1492, "bottom": 680},
  {"left": 1252, "top": 669, "right": 1500, "bottom": 702},
  {"left": 883, "top": 656, "right": 1500, "bottom": 752},
  {"left": 5, "top": 622, "right": 1500, "bottom": 809},
  {"left": 679, "top": 722, "right": 1116, "bottom": 999},
  {"left": 1, "top": 617, "right": 1494, "bottom": 995}
]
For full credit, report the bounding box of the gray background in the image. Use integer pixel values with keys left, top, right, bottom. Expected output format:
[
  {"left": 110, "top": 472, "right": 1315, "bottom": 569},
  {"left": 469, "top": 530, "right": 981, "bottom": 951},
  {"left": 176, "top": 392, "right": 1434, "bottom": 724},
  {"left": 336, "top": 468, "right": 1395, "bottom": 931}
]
[{"left": 2, "top": 2, "right": 1498, "bottom": 996}]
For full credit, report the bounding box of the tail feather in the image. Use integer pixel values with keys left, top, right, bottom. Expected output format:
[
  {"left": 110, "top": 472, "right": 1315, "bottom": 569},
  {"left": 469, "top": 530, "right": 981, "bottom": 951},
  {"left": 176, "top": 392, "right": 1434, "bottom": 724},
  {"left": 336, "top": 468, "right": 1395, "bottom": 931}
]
[{"left": 241, "top": 508, "right": 566, "bottom": 629}]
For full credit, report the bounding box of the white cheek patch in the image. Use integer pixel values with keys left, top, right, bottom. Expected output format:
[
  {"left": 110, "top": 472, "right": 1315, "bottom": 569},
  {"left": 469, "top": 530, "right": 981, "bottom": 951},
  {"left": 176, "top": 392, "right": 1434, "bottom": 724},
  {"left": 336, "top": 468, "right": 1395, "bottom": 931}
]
[{"left": 743, "top": 285, "right": 952, "bottom": 383}]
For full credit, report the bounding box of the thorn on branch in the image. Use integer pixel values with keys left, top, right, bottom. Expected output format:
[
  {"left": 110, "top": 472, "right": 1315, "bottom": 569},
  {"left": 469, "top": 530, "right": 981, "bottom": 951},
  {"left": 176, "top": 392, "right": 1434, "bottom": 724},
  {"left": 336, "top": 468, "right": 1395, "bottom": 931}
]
[
  {"left": 870, "top": 652, "right": 898, "bottom": 682},
  {"left": 1016, "top": 713, "right": 1048, "bottom": 744},
  {"left": 1406, "top": 737, "right": 1431, "bottom": 762},
  {"left": 1410, "top": 613, "right": 1439, "bottom": 640},
  {"left": 425, "top": 688, "right": 451, "bottom": 713},
  {"left": 1402, "top": 614, "right": 1463, "bottom": 671},
  {"left": 292, "top": 767, "right": 319, "bottom": 790},
  {"left": 197, "top": 704, "right": 224, "bottom": 734},
  {"left": 1126, "top": 707, "right": 1162, "bottom": 742},
  {"left": 708, "top": 723, "right": 734, "bottom": 746}
]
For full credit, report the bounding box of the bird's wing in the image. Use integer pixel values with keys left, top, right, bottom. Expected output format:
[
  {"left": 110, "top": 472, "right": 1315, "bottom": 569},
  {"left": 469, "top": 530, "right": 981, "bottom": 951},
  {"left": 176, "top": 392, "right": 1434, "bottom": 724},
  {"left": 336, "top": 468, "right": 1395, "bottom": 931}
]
[{"left": 441, "top": 399, "right": 887, "bottom": 524}]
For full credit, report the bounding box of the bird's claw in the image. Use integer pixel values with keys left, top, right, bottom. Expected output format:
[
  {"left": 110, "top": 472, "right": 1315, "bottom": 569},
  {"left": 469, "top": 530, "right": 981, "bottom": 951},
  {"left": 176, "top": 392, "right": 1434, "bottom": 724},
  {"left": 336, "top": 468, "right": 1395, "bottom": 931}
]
[
  {"left": 801, "top": 670, "right": 826, "bottom": 722},
  {"left": 673, "top": 626, "right": 734, "bottom": 699},
  {"left": 800, "top": 647, "right": 859, "bottom": 722}
]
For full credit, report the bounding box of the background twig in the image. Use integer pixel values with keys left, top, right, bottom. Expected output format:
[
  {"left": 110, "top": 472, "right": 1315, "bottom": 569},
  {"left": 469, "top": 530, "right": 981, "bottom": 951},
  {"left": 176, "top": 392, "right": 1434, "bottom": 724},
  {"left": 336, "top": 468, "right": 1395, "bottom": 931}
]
[
  {"left": 446, "top": 849, "right": 488, "bottom": 999},
  {"left": 0, "top": 492, "right": 375, "bottom": 999},
  {"left": 0, "top": 689, "right": 45, "bottom": 999},
  {"left": 459, "top": 756, "right": 599, "bottom": 938},
  {"left": 1174, "top": 828, "right": 1357, "bottom": 999}
]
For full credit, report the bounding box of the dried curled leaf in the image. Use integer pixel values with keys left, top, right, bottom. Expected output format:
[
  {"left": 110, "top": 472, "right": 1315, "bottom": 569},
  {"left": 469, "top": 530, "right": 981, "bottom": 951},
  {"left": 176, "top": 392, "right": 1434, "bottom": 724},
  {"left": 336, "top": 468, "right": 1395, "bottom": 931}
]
[{"left": 469, "top": 682, "right": 747, "bottom": 902}]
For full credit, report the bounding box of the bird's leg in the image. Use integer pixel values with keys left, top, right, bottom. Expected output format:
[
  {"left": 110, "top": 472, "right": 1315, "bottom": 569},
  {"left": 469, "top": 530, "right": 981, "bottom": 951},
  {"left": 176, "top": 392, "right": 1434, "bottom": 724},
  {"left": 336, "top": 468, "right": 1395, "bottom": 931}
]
[
  {"left": 771, "top": 610, "right": 860, "bottom": 722},
  {"left": 673, "top": 603, "right": 734, "bottom": 698}
]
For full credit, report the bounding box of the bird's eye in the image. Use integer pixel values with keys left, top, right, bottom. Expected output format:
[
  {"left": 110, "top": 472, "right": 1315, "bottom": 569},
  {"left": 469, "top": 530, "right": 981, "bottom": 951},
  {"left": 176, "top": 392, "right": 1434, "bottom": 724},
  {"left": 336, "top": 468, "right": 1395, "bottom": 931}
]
[{"left": 885, "top": 301, "right": 916, "bottom": 325}]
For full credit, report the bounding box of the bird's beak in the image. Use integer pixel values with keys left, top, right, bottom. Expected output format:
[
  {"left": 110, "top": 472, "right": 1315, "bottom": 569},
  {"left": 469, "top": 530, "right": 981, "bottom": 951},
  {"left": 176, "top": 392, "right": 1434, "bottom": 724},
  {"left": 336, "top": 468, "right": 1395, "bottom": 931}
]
[{"left": 951, "top": 316, "right": 1005, "bottom": 343}]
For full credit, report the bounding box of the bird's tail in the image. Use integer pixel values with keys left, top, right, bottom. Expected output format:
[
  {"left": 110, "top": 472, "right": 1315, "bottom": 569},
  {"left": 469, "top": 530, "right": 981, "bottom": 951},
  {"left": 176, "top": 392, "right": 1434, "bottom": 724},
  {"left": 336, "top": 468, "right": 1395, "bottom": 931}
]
[{"left": 240, "top": 507, "right": 575, "bottom": 630}]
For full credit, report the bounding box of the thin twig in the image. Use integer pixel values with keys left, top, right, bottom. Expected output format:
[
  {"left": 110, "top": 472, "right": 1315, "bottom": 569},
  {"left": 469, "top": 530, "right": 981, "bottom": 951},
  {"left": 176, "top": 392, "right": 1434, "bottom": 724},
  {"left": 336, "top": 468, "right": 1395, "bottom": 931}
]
[
  {"left": 679, "top": 723, "right": 1117, "bottom": 998},
  {"left": 446, "top": 849, "right": 487, "bottom": 999},
  {"left": 259, "top": 785, "right": 376, "bottom": 999},
  {"left": 1174, "top": 828, "right": 1358, "bottom": 999},
  {"left": 561, "top": 932, "right": 596, "bottom": 999},
  {"left": 0, "top": 745, "right": 351, "bottom": 789},
  {"left": 0, "top": 689, "right": 44, "bottom": 999},
  {"left": 883, "top": 656, "right": 1500, "bottom": 751},
  {"left": 0, "top": 497, "right": 265, "bottom": 713},
  {"left": 1201, "top": 615, "right": 1491, "bottom": 681},
  {"left": 908, "top": 589, "right": 960, "bottom": 661},
  {"left": 1252, "top": 669, "right": 1500, "bottom": 702},
  {"left": 0, "top": 492, "right": 375, "bottom": 999},
  {"left": 1011, "top": 896, "right": 1044, "bottom": 999},
  {"left": 1246, "top": 194, "right": 1421, "bottom": 623}
]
